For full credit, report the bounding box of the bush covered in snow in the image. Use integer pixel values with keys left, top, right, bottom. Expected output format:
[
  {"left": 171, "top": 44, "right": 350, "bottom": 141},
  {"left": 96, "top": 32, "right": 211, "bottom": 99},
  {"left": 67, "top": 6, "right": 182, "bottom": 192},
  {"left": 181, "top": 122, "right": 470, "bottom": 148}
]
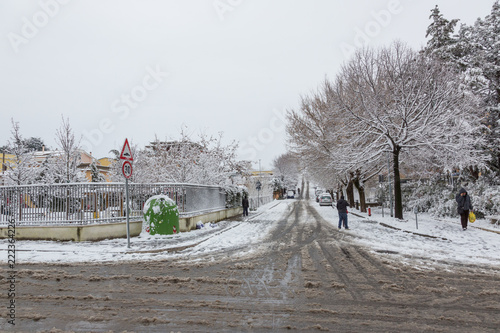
[
  {"left": 402, "top": 178, "right": 500, "bottom": 218},
  {"left": 224, "top": 185, "right": 248, "bottom": 208},
  {"left": 463, "top": 182, "right": 500, "bottom": 219},
  {"left": 270, "top": 177, "right": 284, "bottom": 192}
]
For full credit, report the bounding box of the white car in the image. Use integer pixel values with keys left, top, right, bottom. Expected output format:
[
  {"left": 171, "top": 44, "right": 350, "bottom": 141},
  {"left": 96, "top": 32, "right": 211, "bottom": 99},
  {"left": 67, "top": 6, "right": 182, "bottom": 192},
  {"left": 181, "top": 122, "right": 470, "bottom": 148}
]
[{"left": 318, "top": 193, "right": 333, "bottom": 206}]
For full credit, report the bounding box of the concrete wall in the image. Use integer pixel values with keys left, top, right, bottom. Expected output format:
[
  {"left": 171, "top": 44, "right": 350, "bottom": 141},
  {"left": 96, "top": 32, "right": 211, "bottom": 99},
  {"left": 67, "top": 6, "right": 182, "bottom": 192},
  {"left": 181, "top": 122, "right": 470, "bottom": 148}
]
[
  {"left": 0, "top": 207, "right": 243, "bottom": 241},
  {"left": 0, "top": 220, "right": 143, "bottom": 242},
  {"left": 179, "top": 207, "right": 242, "bottom": 232}
]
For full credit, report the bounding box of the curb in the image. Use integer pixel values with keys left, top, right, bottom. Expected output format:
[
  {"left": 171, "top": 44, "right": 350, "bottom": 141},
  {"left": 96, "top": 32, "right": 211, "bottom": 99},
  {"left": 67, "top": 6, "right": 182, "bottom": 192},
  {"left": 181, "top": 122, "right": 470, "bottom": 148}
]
[
  {"left": 470, "top": 225, "right": 500, "bottom": 235},
  {"left": 351, "top": 211, "right": 449, "bottom": 241},
  {"left": 379, "top": 223, "right": 449, "bottom": 241}
]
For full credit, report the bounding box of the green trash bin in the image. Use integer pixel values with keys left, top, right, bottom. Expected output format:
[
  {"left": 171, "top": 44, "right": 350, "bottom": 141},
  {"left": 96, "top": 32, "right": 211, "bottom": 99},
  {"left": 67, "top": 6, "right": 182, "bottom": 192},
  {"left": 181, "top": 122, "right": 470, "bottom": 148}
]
[{"left": 143, "top": 195, "right": 179, "bottom": 235}]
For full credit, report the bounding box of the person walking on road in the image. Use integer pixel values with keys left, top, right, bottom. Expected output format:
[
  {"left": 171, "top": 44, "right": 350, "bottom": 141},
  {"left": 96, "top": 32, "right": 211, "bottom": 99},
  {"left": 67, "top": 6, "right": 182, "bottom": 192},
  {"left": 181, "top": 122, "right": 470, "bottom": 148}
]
[
  {"left": 242, "top": 196, "right": 249, "bottom": 217},
  {"left": 456, "top": 187, "right": 473, "bottom": 231},
  {"left": 336, "top": 195, "right": 350, "bottom": 230}
]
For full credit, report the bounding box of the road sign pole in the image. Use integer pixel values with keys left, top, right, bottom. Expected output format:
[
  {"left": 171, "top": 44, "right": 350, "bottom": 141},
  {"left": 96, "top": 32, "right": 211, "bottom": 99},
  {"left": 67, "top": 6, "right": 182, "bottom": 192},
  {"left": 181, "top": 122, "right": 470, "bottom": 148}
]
[
  {"left": 125, "top": 177, "right": 130, "bottom": 248},
  {"left": 120, "top": 139, "right": 134, "bottom": 249}
]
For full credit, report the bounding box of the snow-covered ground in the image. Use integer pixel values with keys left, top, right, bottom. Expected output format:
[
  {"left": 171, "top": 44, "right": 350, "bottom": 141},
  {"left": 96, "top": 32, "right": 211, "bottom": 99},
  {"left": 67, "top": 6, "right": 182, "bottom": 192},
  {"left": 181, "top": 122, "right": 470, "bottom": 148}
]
[{"left": 3, "top": 199, "right": 500, "bottom": 269}]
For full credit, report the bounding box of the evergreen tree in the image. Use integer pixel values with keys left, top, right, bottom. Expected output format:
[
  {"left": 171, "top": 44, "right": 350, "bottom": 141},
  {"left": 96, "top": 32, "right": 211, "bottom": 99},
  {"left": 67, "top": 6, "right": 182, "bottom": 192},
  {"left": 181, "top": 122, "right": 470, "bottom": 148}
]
[
  {"left": 424, "top": 1, "right": 500, "bottom": 180},
  {"left": 471, "top": 1, "right": 500, "bottom": 178},
  {"left": 424, "top": 5, "right": 459, "bottom": 62},
  {"left": 35, "top": 158, "right": 52, "bottom": 184},
  {"left": 23, "top": 137, "right": 46, "bottom": 152},
  {"left": 90, "top": 161, "right": 105, "bottom": 182}
]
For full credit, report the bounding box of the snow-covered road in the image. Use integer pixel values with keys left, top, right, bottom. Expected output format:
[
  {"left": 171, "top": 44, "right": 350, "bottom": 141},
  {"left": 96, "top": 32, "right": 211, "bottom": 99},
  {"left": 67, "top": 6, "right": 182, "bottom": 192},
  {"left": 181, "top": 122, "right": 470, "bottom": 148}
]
[
  {"left": 3, "top": 198, "right": 500, "bottom": 269},
  {"left": 3, "top": 199, "right": 500, "bottom": 333}
]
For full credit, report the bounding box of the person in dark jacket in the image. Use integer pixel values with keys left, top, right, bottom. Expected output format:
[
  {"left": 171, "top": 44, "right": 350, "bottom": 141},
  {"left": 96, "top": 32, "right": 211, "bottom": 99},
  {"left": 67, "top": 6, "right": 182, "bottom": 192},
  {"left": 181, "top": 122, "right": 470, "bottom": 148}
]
[
  {"left": 336, "top": 195, "right": 350, "bottom": 229},
  {"left": 455, "top": 187, "right": 473, "bottom": 231},
  {"left": 242, "top": 196, "right": 249, "bottom": 217}
]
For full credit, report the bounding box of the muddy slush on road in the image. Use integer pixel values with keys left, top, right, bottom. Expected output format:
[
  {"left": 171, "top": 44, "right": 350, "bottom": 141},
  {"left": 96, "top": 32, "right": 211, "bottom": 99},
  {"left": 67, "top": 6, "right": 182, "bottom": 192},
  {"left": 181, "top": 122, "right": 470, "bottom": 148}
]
[{"left": 2, "top": 200, "right": 500, "bottom": 332}]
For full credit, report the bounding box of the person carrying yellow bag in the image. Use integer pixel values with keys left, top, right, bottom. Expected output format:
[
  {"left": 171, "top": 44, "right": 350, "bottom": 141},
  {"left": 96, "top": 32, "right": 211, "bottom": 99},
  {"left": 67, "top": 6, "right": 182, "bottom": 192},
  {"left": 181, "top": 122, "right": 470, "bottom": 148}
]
[{"left": 456, "top": 187, "right": 473, "bottom": 231}]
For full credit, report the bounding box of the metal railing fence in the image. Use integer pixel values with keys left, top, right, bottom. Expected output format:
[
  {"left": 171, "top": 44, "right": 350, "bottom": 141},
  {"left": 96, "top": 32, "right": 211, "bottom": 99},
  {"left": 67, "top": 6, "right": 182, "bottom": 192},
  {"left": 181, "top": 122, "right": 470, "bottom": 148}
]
[
  {"left": 0, "top": 183, "right": 228, "bottom": 226},
  {"left": 249, "top": 195, "right": 273, "bottom": 210}
]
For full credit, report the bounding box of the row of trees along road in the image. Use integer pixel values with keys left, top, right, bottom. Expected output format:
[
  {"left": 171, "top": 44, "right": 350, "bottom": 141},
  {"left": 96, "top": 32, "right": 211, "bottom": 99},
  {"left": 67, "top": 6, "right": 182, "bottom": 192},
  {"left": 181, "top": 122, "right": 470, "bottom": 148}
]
[{"left": 287, "top": 41, "right": 487, "bottom": 220}]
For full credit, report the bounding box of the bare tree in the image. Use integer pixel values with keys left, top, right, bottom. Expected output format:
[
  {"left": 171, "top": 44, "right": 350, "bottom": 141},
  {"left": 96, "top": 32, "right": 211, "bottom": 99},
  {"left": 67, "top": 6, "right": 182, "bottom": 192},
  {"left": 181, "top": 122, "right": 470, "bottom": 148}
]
[
  {"left": 286, "top": 83, "right": 382, "bottom": 210},
  {"left": 52, "top": 116, "right": 85, "bottom": 183}
]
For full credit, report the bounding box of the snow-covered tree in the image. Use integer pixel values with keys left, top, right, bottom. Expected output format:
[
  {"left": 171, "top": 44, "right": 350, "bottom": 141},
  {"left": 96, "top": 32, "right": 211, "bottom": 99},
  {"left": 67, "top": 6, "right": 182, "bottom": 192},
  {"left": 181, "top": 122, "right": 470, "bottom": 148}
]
[
  {"left": 286, "top": 89, "right": 344, "bottom": 192},
  {"left": 424, "top": 5, "right": 459, "bottom": 62},
  {"left": 270, "top": 177, "right": 284, "bottom": 193},
  {"left": 23, "top": 137, "right": 46, "bottom": 152},
  {"left": 286, "top": 85, "right": 383, "bottom": 211},
  {"left": 3, "top": 119, "right": 38, "bottom": 185},
  {"left": 333, "top": 42, "right": 486, "bottom": 219},
  {"left": 121, "top": 129, "right": 247, "bottom": 186},
  {"left": 108, "top": 144, "right": 143, "bottom": 183},
  {"left": 272, "top": 153, "right": 299, "bottom": 192},
  {"left": 90, "top": 161, "right": 105, "bottom": 182},
  {"left": 424, "top": 2, "right": 500, "bottom": 180},
  {"left": 50, "top": 116, "right": 86, "bottom": 183},
  {"left": 287, "top": 41, "right": 487, "bottom": 219},
  {"left": 35, "top": 158, "right": 52, "bottom": 184}
]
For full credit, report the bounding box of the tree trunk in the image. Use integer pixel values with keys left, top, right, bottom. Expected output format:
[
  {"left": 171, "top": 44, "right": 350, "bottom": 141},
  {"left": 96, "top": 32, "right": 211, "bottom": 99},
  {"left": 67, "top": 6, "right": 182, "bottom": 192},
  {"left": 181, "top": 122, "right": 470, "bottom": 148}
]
[
  {"left": 352, "top": 175, "right": 367, "bottom": 213},
  {"left": 346, "top": 177, "right": 355, "bottom": 208},
  {"left": 393, "top": 147, "right": 403, "bottom": 219}
]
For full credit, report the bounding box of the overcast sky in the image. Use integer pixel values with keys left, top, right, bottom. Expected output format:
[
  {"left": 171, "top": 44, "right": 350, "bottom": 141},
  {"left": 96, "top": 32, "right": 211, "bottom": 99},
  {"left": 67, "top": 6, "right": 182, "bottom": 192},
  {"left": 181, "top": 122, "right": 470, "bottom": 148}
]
[{"left": 0, "top": 0, "right": 495, "bottom": 170}]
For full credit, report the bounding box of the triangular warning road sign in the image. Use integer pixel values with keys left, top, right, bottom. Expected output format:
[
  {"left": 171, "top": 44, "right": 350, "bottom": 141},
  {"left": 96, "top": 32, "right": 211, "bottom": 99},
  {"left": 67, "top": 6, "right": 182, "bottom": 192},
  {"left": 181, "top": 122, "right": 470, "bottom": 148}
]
[{"left": 119, "top": 138, "right": 134, "bottom": 161}]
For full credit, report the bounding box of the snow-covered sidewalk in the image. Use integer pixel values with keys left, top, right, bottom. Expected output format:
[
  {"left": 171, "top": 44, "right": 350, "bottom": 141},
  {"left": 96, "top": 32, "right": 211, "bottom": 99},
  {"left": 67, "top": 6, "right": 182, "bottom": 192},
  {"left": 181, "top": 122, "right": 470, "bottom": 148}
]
[{"left": 311, "top": 201, "right": 500, "bottom": 268}]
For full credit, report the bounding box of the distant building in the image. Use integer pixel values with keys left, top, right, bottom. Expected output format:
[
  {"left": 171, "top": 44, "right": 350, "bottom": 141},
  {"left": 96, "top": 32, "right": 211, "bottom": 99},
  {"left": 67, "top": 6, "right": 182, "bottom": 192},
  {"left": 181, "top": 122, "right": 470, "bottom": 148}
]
[{"left": 34, "top": 150, "right": 112, "bottom": 182}]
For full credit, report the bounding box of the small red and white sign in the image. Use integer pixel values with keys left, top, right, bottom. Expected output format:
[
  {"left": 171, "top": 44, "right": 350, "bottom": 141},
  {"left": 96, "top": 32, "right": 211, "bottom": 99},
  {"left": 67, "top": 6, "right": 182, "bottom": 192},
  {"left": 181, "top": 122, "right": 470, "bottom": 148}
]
[
  {"left": 122, "top": 160, "right": 133, "bottom": 179},
  {"left": 120, "top": 138, "right": 134, "bottom": 161}
]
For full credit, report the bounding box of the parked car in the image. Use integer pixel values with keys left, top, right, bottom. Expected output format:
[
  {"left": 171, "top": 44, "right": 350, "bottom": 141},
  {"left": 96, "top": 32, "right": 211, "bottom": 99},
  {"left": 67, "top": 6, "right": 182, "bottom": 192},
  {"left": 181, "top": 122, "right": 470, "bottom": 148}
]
[
  {"left": 318, "top": 193, "right": 333, "bottom": 206},
  {"left": 287, "top": 190, "right": 295, "bottom": 199},
  {"left": 315, "top": 189, "right": 324, "bottom": 202}
]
